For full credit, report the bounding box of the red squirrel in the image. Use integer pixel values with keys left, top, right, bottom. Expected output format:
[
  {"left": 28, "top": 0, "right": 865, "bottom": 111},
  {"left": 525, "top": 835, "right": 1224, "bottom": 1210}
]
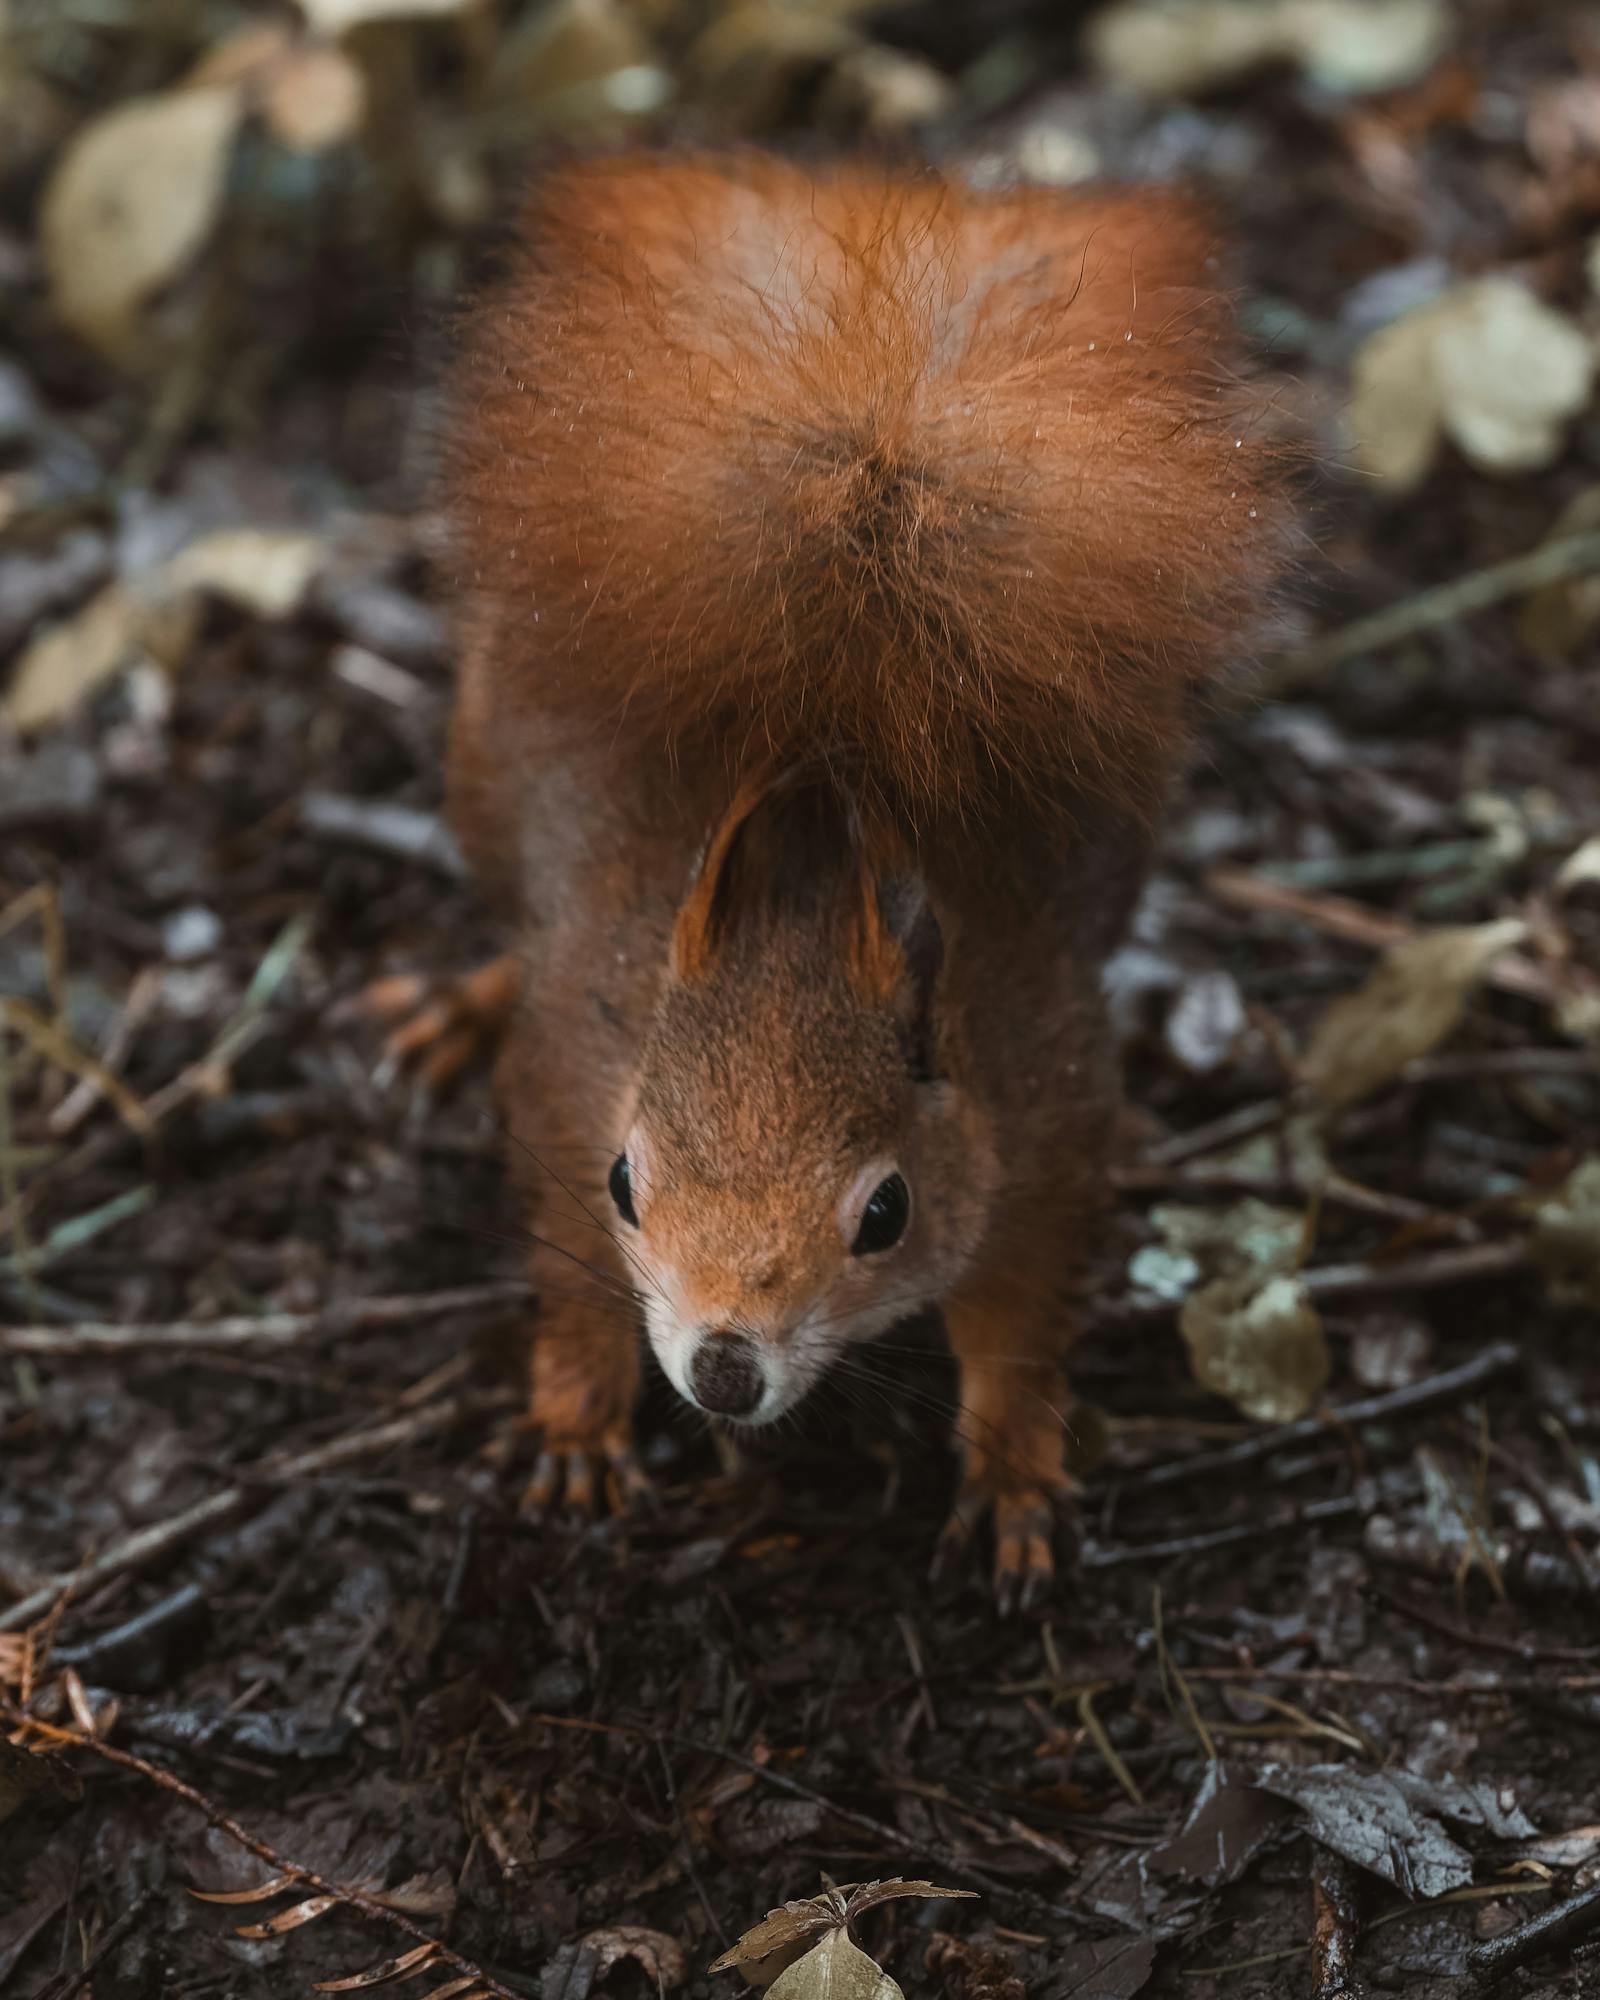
[{"left": 417, "top": 150, "right": 1291, "bottom": 1607}]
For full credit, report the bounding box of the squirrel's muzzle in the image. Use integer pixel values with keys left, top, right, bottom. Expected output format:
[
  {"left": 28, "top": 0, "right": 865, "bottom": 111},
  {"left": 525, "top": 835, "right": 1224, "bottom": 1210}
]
[{"left": 689, "top": 1332, "right": 764, "bottom": 1419}]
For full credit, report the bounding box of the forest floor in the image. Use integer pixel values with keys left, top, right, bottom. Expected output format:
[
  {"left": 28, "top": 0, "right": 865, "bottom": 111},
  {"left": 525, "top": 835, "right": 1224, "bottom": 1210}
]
[{"left": 2, "top": 2, "right": 1599, "bottom": 1996}]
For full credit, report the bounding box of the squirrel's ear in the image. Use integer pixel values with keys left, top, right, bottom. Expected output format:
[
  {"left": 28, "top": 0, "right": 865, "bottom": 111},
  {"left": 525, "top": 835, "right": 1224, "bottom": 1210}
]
[
  {"left": 847, "top": 865, "right": 944, "bottom": 1077},
  {"left": 671, "top": 776, "right": 771, "bottom": 984}
]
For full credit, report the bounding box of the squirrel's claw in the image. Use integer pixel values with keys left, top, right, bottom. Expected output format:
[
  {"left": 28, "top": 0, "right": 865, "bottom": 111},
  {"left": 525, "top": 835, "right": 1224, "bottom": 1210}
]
[
  {"left": 992, "top": 1491, "right": 1057, "bottom": 1618},
  {"left": 341, "top": 954, "right": 521, "bottom": 1097},
  {"left": 520, "top": 1432, "right": 649, "bottom": 1519},
  {"left": 930, "top": 1480, "right": 1065, "bottom": 1617}
]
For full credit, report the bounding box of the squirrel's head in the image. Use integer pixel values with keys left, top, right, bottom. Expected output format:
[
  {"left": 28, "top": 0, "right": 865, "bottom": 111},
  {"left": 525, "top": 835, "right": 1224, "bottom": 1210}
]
[{"left": 612, "top": 780, "right": 997, "bottom": 1426}]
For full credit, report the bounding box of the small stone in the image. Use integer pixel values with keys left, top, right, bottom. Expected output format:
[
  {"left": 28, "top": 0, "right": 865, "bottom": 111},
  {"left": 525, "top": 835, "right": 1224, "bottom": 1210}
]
[{"left": 163, "top": 905, "right": 223, "bottom": 962}]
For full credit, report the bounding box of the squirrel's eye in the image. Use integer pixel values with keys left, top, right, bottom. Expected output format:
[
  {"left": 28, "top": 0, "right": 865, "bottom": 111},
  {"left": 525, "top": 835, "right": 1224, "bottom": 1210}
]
[
  {"left": 851, "top": 1173, "right": 909, "bottom": 1255},
  {"left": 608, "top": 1153, "right": 638, "bottom": 1227}
]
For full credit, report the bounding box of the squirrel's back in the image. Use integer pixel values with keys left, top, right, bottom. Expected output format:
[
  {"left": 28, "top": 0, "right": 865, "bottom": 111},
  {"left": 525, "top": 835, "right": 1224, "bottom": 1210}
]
[{"left": 449, "top": 152, "right": 1291, "bottom": 821}]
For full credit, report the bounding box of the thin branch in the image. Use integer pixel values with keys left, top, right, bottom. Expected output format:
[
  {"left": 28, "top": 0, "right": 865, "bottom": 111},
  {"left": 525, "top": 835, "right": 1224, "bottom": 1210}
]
[
  {"left": 1311, "top": 1847, "right": 1366, "bottom": 2000},
  {"left": 1466, "top": 1879, "right": 1600, "bottom": 1990},
  {"left": 0, "top": 1282, "right": 532, "bottom": 1358},
  {"left": 1116, "top": 1341, "right": 1521, "bottom": 1493},
  {"left": 1284, "top": 530, "right": 1600, "bottom": 676},
  {"left": 1203, "top": 868, "right": 1572, "bottom": 1007}
]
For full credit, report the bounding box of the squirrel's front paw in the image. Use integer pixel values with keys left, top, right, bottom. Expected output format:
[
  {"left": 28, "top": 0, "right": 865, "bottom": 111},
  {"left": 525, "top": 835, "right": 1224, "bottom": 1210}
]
[
  {"left": 931, "top": 1463, "right": 1077, "bottom": 1618},
  {"left": 522, "top": 1424, "right": 649, "bottom": 1517},
  {"left": 342, "top": 953, "right": 520, "bottom": 1096},
  {"left": 518, "top": 1342, "right": 646, "bottom": 1518}
]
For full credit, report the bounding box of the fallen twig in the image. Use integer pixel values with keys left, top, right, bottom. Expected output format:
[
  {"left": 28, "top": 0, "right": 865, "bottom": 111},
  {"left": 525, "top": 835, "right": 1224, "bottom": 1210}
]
[
  {"left": 1466, "top": 1878, "right": 1600, "bottom": 1990},
  {"left": 1142, "top": 1097, "right": 1286, "bottom": 1167},
  {"left": 1204, "top": 868, "right": 1574, "bottom": 1007},
  {"left": 49, "top": 1493, "right": 316, "bottom": 1677},
  {"left": 299, "top": 791, "right": 465, "bottom": 877},
  {"left": 1082, "top": 1493, "right": 1365, "bottom": 1569},
  {"left": 1103, "top": 1240, "right": 1532, "bottom": 1332},
  {"left": 1179, "top": 1664, "right": 1600, "bottom": 1698},
  {"left": 1364, "top": 1516, "right": 1594, "bottom": 1605},
  {"left": 1112, "top": 1162, "right": 1476, "bottom": 1238},
  {"left": 33, "top": 1888, "right": 159, "bottom": 2000},
  {"left": 1117, "top": 1340, "right": 1520, "bottom": 1493},
  {"left": 1311, "top": 1847, "right": 1366, "bottom": 1999},
  {"left": 0, "top": 913, "right": 313, "bottom": 1252},
  {"left": 1365, "top": 1582, "right": 1599, "bottom": 1666},
  {"left": 0, "top": 1281, "right": 531, "bottom": 1358},
  {"left": 1283, "top": 529, "right": 1600, "bottom": 676}
]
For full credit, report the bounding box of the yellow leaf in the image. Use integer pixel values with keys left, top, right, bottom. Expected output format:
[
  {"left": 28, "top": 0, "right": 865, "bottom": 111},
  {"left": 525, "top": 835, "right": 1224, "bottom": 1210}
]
[
  {"left": 1086, "top": 1, "right": 1286, "bottom": 96},
  {"left": 162, "top": 527, "right": 327, "bottom": 618},
  {"left": 40, "top": 87, "right": 244, "bottom": 365},
  {"left": 1301, "top": 919, "right": 1529, "bottom": 1114},
  {"left": 1432, "top": 279, "right": 1595, "bottom": 473},
  {"left": 2, "top": 584, "right": 139, "bottom": 733},
  {"left": 1282, "top": 0, "right": 1447, "bottom": 92},
  {"left": 1347, "top": 296, "right": 1450, "bottom": 491},
  {"left": 298, "top": 0, "right": 475, "bottom": 33},
  {"left": 261, "top": 44, "right": 368, "bottom": 152},
  {"left": 1348, "top": 280, "right": 1594, "bottom": 492},
  {"left": 1529, "top": 1157, "right": 1600, "bottom": 1311},
  {"left": 765, "top": 1932, "right": 901, "bottom": 2000},
  {"left": 1180, "top": 1271, "right": 1329, "bottom": 1423}
]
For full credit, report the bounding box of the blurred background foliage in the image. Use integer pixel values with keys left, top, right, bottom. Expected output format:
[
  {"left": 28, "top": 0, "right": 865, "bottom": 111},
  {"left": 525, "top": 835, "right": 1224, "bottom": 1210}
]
[
  {"left": 0, "top": 0, "right": 1596, "bottom": 699},
  {"left": 3, "top": 3, "right": 1589, "bottom": 440}
]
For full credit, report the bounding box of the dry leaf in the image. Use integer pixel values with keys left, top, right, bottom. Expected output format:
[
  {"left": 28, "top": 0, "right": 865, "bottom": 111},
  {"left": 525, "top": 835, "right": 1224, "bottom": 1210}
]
[
  {"left": 186, "top": 20, "right": 367, "bottom": 150},
  {"left": 3, "top": 585, "right": 141, "bottom": 733},
  {"left": 1555, "top": 834, "right": 1600, "bottom": 895},
  {"left": 582, "top": 1927, "right": 689, "bottom": 1989},
  {"left": 1529, "top": 1156, "right": 1600, "bottom": 1311},
  {"left": 1433, "top": 281, "right": 1596, "bottom": 471},
  {"left": 186, "top": 21, "right": 299, "bottom": 89},
  {"left": 688, "top": 6, "right": 861, "bottom": 133},
  {"left": 491, "top": 0, "right": 652, "bottom": 110},
  {"left": 1086, "top": 0, "right": 1282, "bottom": 96},
  {"left": 235, "top": 1893, "right": 343, "bottom": 1937},
  {"left": 314, "top": 1941, "right": 441, "bottom": 1990},
  {"left": 40, "top": 86, "right": 244, "bottom": 364},
  {"left": 2, "top": 526, "right": 325, "bottom": 734},
  {"left": 816, "top": 46, "right": 953, "bottom": 134},
  {"left": 1349, "top": 280, "right": 1595, "bottom": 491},
  {"left": 1257, "top": 1765, "right": 1534, "bottom": 1899},
  {"left": 1086, "top": 0, "right": 1445, "bottom": 98},
  {"left": 1180, "top": 1270, "right": 1329, "bottom": 1422},
  {"left": 191, "top": 1873, "right": 304, "bottom": 1904},
  {"left": 1300, "top": 918, "right": 1528, "bottom": 1113},
  {"left": 1136, "top": 1199, "right": 1327, "bottom": 1420},
  {"left": 298, "top": 0, "right": 475, "bottom": 32},
  {"left": 1345, "top": 292, "right": 1448, "bottom": 489},
  {"left": 261, "top": 45, "right": 368, "bottom": 152},
  {"left": 766, "top": 1931, "right": 900, "bottom": 2000},
  {"left": 162, "top": 527, "right": 327, "bottom": 617},
  {"left": 1283, "top": 0, "right": 1448, "bottom": 92},
  {"left": 711, "top": 1884, "right": 972, "bottom": 1990}
]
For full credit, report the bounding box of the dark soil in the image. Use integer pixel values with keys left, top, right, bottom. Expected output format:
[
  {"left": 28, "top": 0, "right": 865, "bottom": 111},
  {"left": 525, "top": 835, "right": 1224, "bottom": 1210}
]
[{"left": 3, "top": 3, "right": 1599, "bottom": 1997}]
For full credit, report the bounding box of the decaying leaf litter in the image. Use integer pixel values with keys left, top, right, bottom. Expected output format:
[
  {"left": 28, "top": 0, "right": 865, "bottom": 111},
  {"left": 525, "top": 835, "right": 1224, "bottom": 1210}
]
[{"left": 2, "top": 0, "right": 1599, "bottom": 1994}]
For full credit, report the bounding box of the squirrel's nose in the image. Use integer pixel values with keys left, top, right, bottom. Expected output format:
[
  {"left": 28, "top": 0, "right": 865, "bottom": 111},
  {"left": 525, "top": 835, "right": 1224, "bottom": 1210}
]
[{"left": 689, "top": 1332, "right": 764, "bottom": 1418}]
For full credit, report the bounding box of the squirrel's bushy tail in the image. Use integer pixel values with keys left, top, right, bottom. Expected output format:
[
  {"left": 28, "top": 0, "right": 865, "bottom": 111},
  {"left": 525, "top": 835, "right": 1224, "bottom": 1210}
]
[{"left": 450, "top": 151, "right": 1294, "bottom": 819}]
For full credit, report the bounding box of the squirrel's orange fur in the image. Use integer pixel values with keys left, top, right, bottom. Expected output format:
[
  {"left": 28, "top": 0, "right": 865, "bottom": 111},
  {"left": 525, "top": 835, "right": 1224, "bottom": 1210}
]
[{"left": 440, "top": 152, "right": 1294, "bottom": 1607}]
